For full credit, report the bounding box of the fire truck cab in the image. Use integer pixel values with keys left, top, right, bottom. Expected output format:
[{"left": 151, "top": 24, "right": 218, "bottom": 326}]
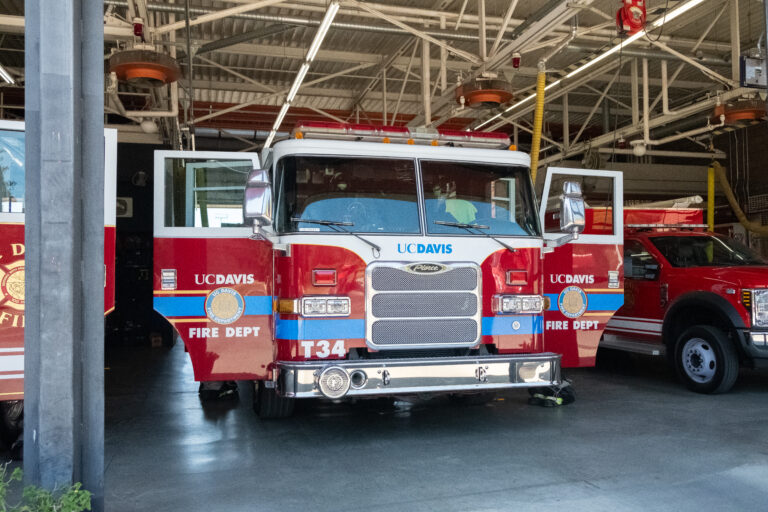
[
  {"left": 603, "top": 209, "right": 768, "bottom": 393},
  {"left": 153, "top": 122, "right": 625, "bottom": 417}
]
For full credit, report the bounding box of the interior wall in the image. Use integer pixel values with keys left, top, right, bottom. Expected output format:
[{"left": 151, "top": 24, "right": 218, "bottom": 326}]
[{"left": 108, "top": 142, "right": 169, "bottom": 345}]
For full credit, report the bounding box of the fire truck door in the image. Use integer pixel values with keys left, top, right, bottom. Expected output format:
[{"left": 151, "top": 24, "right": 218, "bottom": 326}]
[
  {"left": 152, "top": 151, "right": 274, "bottom": 381},
  {"left": 539, "top": 168, "right": 624, "bottom": 367}
]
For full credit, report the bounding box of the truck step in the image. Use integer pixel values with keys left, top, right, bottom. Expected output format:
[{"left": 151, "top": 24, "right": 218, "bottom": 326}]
[{"left": 601, "top": 335, "right": 666, "bottom": 357}]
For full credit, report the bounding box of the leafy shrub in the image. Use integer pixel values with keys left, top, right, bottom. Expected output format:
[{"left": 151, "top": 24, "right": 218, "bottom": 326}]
[{"left": 0, "top": 464, "right": 91, "bottom": 512}]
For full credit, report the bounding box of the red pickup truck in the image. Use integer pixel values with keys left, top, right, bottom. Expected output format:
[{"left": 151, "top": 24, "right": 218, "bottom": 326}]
[{"left": 602, "top": 209, "right": 768, "bottom": 393}]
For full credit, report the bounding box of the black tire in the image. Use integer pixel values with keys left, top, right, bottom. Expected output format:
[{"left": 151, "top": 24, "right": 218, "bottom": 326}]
[
  {"left": 674, "top": 325, "right": 739, "bottom": 394},
  {"left": 253, "top": 381, "right": 295, "bottom": 419},
  {"left": 0, "top": 400, "right": 23, "bottom": 449}
]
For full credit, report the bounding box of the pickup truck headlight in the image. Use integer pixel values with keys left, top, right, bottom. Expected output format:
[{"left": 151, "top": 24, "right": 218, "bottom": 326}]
[
  {"left": 301, "top": 296, "right": 350, "bottom": 317},
  {"left": 749, "top": 289, "right": 768, "bottom": 328},
  {"left": 492, "top": 295, "right": 544, "bottom": 314}
]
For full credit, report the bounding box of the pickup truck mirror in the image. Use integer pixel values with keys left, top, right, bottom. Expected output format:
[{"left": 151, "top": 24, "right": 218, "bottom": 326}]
[
  {"left": 644, "top": 263, "right": 660, "bottom": 280},
  {"left": 244, "top": 169, "right": 272, "bottom": 227},
  {"left": 560, "top": 181, "right": 586, "bottom": 236}
]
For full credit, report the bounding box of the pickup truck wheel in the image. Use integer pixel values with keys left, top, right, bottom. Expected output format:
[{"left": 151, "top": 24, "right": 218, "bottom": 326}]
[
  {"left": 253, "top": 381, "right": 295, "bottom": 419},
  {"left": 674, "top": 325, "right": 738, "bottom": 394}
]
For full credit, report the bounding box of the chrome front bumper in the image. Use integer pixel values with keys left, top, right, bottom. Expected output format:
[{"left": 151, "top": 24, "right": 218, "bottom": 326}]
[{"left": 277, "top": 353, "right": 561, "bottom": 399}]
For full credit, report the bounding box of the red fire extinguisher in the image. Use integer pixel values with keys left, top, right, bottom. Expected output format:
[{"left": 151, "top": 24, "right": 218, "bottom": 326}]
[{"left": 616, "top": 0, "right": 646, "bottom": 35}]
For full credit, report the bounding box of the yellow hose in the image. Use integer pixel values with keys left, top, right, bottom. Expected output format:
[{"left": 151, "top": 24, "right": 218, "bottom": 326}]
[
  {"left": 529, "top": 70, "right": 547, "bottom": 185},
  {"left": 712, "top": 161, "right": 768, "bottom": 235}
]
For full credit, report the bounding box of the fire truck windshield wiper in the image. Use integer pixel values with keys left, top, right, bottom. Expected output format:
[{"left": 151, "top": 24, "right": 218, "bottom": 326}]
[
  {"left": 291, "top": 217, "right": 381, "bottom": 257},
  {"left": 434, "top": 220, "right": 516, "bottom": 253}
]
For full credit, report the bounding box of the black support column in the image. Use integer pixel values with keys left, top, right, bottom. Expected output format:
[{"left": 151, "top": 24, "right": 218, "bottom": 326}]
[{"left": 24, "top": 0, "right": 105, "bottom": 509}]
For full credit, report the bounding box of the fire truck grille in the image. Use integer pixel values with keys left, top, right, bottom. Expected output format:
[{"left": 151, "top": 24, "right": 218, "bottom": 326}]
[
  {"left": 366, "top": 262, "right": 481, "bottom": 349},
  {"left": 372, "top": 293, "right": 477, "bottom": 318},
  {"left": 371, "top": 266, "right": 477, "bottom": 291},
  {"left": 372, "top": 319, "right": 479, "bottom": 346}
]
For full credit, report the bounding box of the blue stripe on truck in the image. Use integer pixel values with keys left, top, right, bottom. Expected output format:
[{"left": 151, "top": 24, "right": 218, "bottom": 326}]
[{"left": 154, "top": 295, "right": 272, "bottom": 317}]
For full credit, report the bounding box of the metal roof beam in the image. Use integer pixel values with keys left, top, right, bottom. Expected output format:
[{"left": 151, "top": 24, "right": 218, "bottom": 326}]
[
  {"left": 153, "top": 0, "right": 287, "bottom": 35},
  {"left": 194, "top": 61, "right": 374, "bottom": 123},
  {"left": 345, "top": 0, "right": 481, "bottom": 64},
  {"left": 177, "top": 24, "right": 297, "bottom": 60}
]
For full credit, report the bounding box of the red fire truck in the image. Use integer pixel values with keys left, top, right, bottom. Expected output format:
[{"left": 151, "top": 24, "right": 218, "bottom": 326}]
[
  {"left": 0, "top": 121, "right": 117, "bottom": 451},
  {"left": 602, "top": 208, "right": 768, "bottom": 393},
  {"left": 153, "top": 122, "right": 625, "bottom": 417}
]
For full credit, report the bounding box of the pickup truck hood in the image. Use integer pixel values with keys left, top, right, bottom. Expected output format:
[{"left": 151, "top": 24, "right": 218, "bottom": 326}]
[{"left": 679, "top": 266, "right": 768, "bottom": 289}]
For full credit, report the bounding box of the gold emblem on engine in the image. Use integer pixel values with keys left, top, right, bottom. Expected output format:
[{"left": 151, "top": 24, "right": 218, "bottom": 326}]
[
  {"left": 205, "top": 287, "right": 244, "bottom": 325},
  {"left": 558, "top": 286, "right": 587, "bottom": 319},
  {"left": 0, "top": 262, "right": 25, "bottom": 311}
]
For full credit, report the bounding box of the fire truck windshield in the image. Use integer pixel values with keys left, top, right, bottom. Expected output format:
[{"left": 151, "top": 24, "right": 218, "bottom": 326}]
[
  {"left": 422, "top": 160, "right": 539, "bottom": 236},
  {"left": 275, "top": 155, "right": 539, "bottom": 237},
  {"left": 651, "top": 235, "right": 766, "bottom": 267},
  {"left": 276, "top": 155, "right": 420, "bottom": 234}
]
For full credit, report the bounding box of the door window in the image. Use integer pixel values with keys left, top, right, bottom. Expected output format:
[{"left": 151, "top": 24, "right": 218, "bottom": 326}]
[
  {"left": 0, "top": 129, "right": 24, "bottom": 214},
  {"left": 624, "top": 240, "right": 659, "bottom": 279},
  {"left": 163, "top": 158, "right": 254, "bottom": 228},
  {"left": 543, "top": 174, "right": 615, "bottom": 235}
]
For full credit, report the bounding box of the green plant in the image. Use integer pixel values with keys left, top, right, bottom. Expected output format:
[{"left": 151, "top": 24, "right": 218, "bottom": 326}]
[{"left": 0, "top": 465, "right": 91, "bottom": 512}]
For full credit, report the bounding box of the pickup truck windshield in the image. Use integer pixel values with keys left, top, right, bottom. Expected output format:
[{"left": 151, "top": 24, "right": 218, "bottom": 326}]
[
  {"left": 421, "top": 160, "right": 540, "bottom": 236},
  {"left": 651, "top": 235, "right": 766, "bottom": 267},
  {"left": 276, "top": 155, "right": 420, "bottom": 234}
]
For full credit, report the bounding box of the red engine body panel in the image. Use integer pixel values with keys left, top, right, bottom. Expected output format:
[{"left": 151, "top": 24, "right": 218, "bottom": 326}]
[{"left": 0, "top": 223, "right": 116, "bottom": 400}]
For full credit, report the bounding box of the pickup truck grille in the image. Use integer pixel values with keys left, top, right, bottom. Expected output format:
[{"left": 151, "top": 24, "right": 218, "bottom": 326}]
[{"left": 366, "top": 262, "right": 481, "bottom": 349}]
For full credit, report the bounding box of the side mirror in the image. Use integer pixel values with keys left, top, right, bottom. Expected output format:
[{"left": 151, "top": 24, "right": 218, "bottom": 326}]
[
  {"left": 560, "top": 181, "right": 585, "bottom": 236},
  {"left": 244, "top": 169, "right": 272, "bottom": 227}
]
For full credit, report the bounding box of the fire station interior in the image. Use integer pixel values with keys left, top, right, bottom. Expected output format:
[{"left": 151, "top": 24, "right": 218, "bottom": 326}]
[{"left": 2, "top": 1, "right": 768, "bottom": 511}]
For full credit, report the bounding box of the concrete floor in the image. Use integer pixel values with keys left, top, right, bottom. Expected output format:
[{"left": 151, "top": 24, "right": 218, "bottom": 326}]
[{"left": 105, "top": 343, "right": 768, "bottom": 512}]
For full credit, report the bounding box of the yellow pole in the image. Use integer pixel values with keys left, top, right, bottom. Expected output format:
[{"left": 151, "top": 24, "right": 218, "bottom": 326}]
[
  {"left": 529, "top": 68, "right": 547, "bottom": 185},
  {"left": 707, "top": 165, "right": 715, "bottom": 231}
]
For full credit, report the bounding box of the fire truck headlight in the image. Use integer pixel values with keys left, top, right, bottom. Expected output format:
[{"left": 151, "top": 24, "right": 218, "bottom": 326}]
[
  {"left": 492, "top": 295, "right": 544, "bottom": 314},
  {"left": 301, "top": 296, "right": 351, "bottom": 317},
  {"left": 327, "top": 298, "right": 350, "bottom": 315},
  {"left": 751, "top": 289, "right": 768, "bottom": 327}
]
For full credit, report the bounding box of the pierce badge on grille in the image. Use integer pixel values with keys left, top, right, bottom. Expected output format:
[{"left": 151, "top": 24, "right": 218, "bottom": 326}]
[{"left": 404, "top": 262, "right": 448, "bottom": 274}]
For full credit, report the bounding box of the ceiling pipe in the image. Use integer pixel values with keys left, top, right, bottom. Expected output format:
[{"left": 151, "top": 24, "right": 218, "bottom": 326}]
[
  {"left": 631, "top": 57, "right": 724, "bottom": 156},
  {"left": 596, "top": 148, "right": 725, "bottom": 160},
  {"left": 565, "top": 44, "right": 729, "bottom": 67}
]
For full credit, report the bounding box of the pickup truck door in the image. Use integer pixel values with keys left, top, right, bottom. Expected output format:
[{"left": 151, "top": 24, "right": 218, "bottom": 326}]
[
  {"left": 152, "top": 151, "right": 274, "bottom": 381},
  {"left": 538, "top": 168, "right": 624, "bottom": 367},
  {"left": 604, "top": 238, "right": 664, "bottom": 343}
]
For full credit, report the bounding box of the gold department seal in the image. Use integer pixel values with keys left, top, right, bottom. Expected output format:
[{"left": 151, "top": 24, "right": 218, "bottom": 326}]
[
  {"left": 0, "top": 262, "right": 24, "bottom": 311},
  {"left": 558, "top": 286, "right": 587, "bottom": 319},
  {"left": 204, "top": 287, "right": 244, "bottom": 325}
]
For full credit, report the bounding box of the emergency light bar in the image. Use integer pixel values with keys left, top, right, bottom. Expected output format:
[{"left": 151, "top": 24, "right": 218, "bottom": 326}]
[{"left": 292, "top": 121, "right": 514, "bottom": 150}]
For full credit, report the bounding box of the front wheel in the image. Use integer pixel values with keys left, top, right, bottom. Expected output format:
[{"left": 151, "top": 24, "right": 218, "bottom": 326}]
[
  {"left": 674, "top": 325, "right": 738, "bottom": 394},
  {"left": 253, "top": 381, "right": 295, "bottom": 419}
]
